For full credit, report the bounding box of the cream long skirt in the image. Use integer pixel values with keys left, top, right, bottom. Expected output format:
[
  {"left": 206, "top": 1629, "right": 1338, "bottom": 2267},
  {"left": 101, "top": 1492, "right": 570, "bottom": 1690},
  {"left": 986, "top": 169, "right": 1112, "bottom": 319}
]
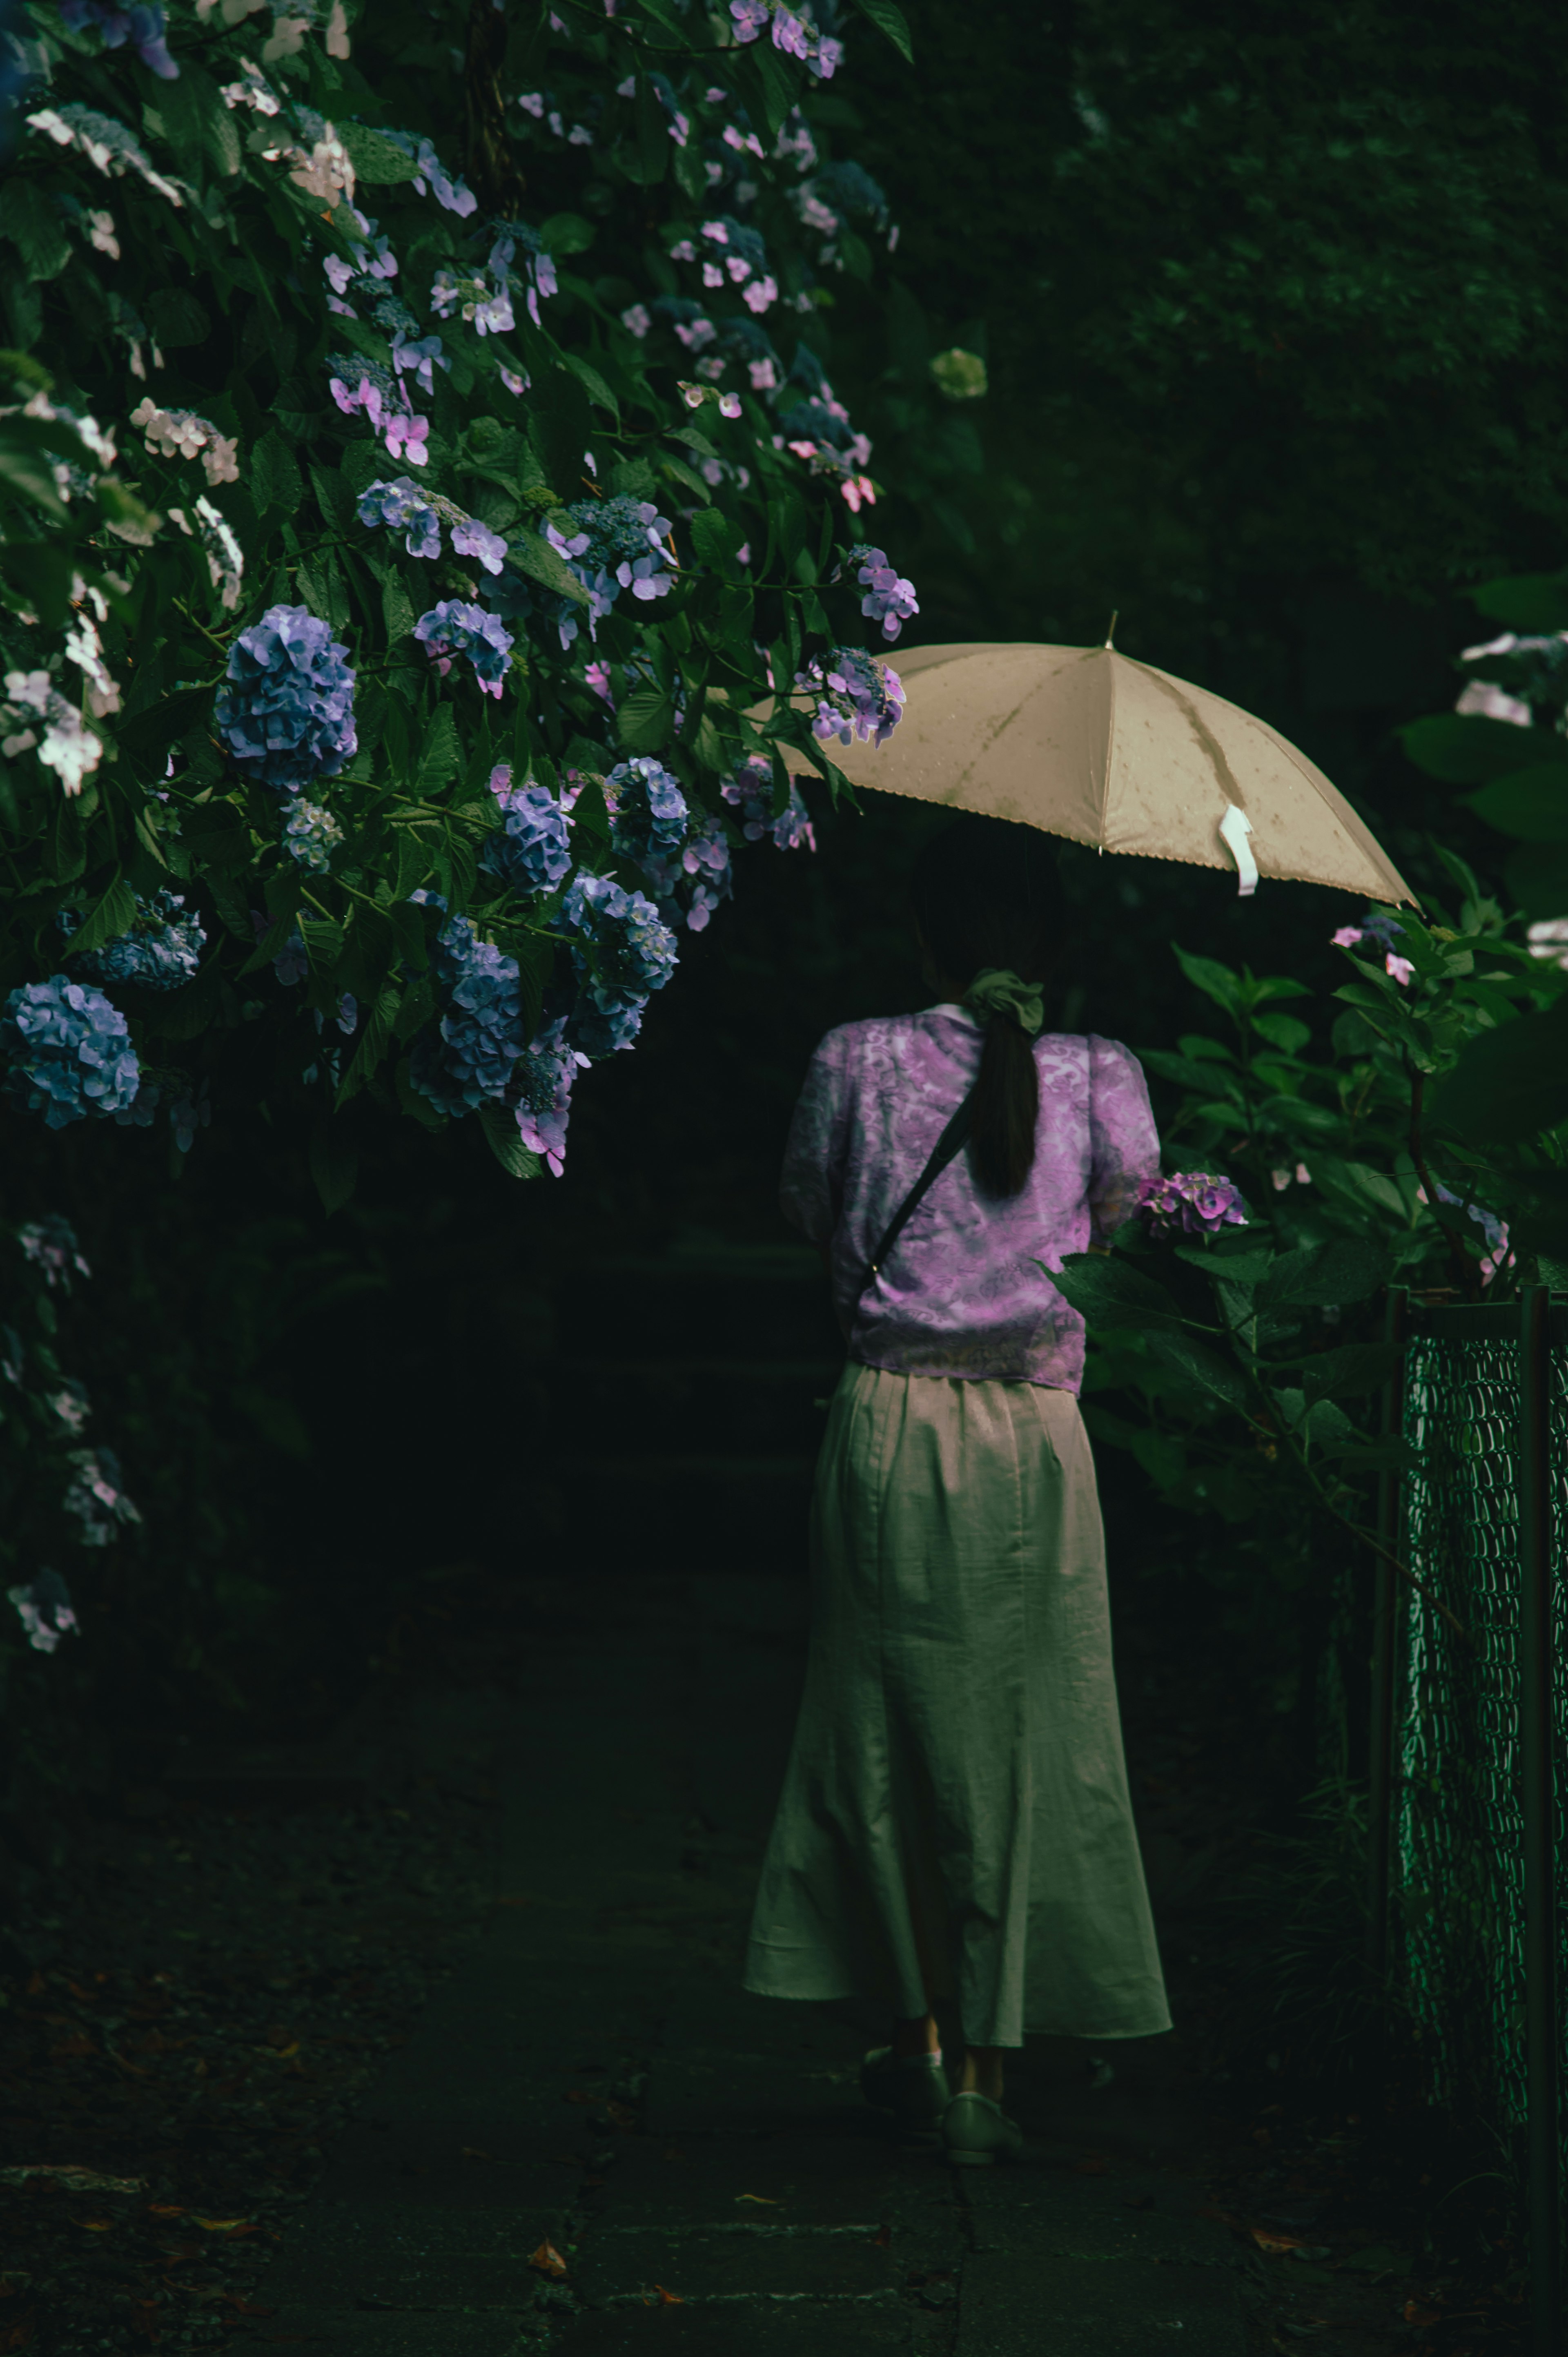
[{"left": 742, "top": 1364, "right": 1172, "bottom": 2048}]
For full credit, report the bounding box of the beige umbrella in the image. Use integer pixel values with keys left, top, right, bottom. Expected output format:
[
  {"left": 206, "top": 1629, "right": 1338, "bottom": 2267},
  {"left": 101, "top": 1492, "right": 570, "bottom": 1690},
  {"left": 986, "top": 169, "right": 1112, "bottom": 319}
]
[{"left": 783, "top": 640, "right": 1416, "bottom": 905}]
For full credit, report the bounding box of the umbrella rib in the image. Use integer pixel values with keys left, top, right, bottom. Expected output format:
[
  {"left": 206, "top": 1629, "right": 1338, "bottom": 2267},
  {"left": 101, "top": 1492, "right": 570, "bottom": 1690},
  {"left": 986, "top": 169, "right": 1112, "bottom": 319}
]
[{"left": 1125, "top": 660, "right": 1245, "bottom": 810}]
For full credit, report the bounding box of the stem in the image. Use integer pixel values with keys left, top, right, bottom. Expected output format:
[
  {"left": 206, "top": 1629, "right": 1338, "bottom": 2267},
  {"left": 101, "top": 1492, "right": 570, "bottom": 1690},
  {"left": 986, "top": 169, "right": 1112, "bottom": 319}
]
[
  {"left": 463, "top": 0, "right": 528, "bottom": 215},
  {"left": 1409, "top": 1065, "right": 1477, "bottom": 1297}
]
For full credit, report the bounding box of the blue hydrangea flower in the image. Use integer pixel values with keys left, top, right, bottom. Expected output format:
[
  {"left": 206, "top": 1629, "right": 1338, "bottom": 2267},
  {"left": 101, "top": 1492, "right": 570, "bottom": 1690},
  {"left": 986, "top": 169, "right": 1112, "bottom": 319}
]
[
  {"left": 512, "top": 1016, "right": 589, "bottom": 1176},
  {"left": 409, "top": 912, "right": 528, "bottom": 1116},
  {"left": 414, "top": 600, "right": 514, "bottom": 698},
  {"left": 480, "top": 766, "right": 574, "bottom": 893},
  {"left": 378, "top": 129, "right": 478, "bottom": 216},
  {"left": 62, "top": 889, "right": 206, "bottom": 994},
  {"left": 2, "top": 976, "right": 141, "bottom": 1129},
  {"left": 216, "top": 604, "right": 358, "bottom": 794},
  {"left": 671, "top": 816, "right": 733, "bottom": 933},
  {"left": 561, "top": 871, "right": 678, "bottom": 1058},
  {"left": 58, "top": 0, "right": 177, "bottom": 78},
  {"left": 607, "top": 758, "right": 689, "bottom": 886},
  {"left": 284, "top": 800, "right": 344, "bottom": 874}
]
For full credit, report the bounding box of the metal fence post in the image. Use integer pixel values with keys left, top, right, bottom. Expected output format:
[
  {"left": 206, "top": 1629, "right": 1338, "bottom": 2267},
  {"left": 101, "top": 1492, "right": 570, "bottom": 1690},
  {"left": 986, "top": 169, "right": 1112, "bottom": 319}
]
[
  {"left": 1518, "top": 1284, "right": 1559, "bottom": 2357},
  {"left": 1367, "top": 1287, "right": 1406, "bottom": 1982}
]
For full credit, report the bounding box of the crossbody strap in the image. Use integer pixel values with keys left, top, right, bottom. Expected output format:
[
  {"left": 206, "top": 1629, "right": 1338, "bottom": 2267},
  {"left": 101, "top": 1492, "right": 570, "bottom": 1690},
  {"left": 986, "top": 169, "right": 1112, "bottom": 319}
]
[{"left": 857, "top": 1083, "right": 978, "bottom": 1304}]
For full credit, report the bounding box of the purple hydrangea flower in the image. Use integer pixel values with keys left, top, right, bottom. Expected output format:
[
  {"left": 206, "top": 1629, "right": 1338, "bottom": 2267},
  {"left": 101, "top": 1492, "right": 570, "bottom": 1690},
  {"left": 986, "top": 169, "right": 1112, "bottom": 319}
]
[
  {"left": 2, "top": 977, "right": 141, "bottom": 1129},
  {"left": 847, "top": 543, "right": 918, "bottom": 641},
  {"left": 674, "top": 816, "right": 733, "bottom": 932},
  {"left": 512, "top": 1015, "right": 589, "bottom": 1176},
  {"left": 414, "top": 600, "right": 514, "bottom": 697},
  {"left": 64, "top": 888, "right": 205, "bottom": 994},
  {"left": 379, "top": 130, "right": 478, "bottom": 216},
  {"left": 358, "top": 476, "right": 441, "bottom": 560},
  {"left": 451, "top": 515, "right": 508, "bottom": 574},
  {"left": 1331, "top": 910, "right": 1414, "bottom": 985},
  {"left": 797, "top": 647, "right": 904, "bottom": 747},
  {"left": 63, "top": 1444, "right": 140, "bottom": 1543},
  {"left": 1138, "top": 1170, "right": 1249, "bottom": 1239},
  {"left": 480, "top": 767, "right": 575, "bottom": 892},
  {"left": 215, "top": 604, "right": 357, "bottom": 794},
  {"left": 59, "top": 0, "right": 177, "bottom": 77}
]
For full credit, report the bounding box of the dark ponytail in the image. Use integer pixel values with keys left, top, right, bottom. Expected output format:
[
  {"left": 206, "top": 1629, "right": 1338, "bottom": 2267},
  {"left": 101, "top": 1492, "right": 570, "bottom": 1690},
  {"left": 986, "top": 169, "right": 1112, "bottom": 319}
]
[{"left": 911, "top": 816, "right": 1065, "bottom": 1198}]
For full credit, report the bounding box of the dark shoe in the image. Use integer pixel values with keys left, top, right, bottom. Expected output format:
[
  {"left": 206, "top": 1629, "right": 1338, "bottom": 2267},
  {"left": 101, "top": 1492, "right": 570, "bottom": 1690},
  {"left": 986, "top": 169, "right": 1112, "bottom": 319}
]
[
  {"left": 942, "top": 2089, "right": 1024, "bottom": 2165},
  {"left": 860, "top": 2046, "right": 951, "bottom": 2134}
]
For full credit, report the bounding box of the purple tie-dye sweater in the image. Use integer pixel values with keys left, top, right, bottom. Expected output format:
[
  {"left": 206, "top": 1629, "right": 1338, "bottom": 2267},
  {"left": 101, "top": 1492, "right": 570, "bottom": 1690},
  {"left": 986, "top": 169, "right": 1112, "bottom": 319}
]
[{"left": 780, "top": 1005, "right": 1161, "bottom": 1389}]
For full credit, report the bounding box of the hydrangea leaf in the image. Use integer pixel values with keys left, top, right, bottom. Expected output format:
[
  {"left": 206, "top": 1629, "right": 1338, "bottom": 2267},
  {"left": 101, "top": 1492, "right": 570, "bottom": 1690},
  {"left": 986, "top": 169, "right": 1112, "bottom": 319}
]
[
  {"left": 850, "top": 0, "right": 915, "bottom": 62},
  {"left": 1398, "top": 714, "right": 1567, "bottom": 784},
  {"left": 478, "top": 1102, "right": 542, "bottom": 1180},
  {"left": 0, "top": 181, "right": 71, "bottom": 284},
  {"left": 506, "top": 525, "right": 592, "bottom": 607},
  {"left": 617, "top": 683, "right": 676, "bottom": 754},
  {"left": 58, "top": 877, "right": 137, "bottom": 962},
  {"left": 1047, "top": 1251, "right": 1184, "bottom": 1331},
  {"left": 336, "top": 981, "right": 401, "bottom": 1107},
  {"left": 416, "top": 707, "right": 459, "bottom": 797},
  {"left": 308, "top": 1115, "right": 358, "bottom": 1215},
  {"left": 1257, "top": 1237, "right": 1389, "bottom": 1309},
  {"left": 145, "top": 290, "right": 210, "bottom": 350}
]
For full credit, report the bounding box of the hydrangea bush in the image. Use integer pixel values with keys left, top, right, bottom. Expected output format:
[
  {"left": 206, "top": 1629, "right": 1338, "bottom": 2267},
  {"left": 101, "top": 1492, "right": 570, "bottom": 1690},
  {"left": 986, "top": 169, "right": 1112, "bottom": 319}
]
[{"left": 0, "top": 0, "right": 918, "bottom": 1192}]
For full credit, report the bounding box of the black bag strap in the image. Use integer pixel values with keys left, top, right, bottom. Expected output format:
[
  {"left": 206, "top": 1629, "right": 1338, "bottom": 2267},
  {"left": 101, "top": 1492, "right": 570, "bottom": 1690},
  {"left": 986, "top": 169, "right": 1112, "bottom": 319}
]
[{"left": 858, "top": 1083, "right": 978, "bottom": 1302}]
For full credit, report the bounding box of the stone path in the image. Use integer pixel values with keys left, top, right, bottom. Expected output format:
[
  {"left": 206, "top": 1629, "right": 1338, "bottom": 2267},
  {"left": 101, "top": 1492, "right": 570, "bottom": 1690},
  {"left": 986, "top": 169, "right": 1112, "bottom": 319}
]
[{"left": 244, "top": 1576, "right": 1260, "bottom": 2354}]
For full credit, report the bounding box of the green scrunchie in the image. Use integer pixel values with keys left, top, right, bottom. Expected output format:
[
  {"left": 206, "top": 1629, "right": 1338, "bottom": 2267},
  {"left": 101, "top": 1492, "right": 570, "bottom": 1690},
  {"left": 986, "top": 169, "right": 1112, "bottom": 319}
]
[{"left": 962, "top": 967, "right": 1046, "bottom": 1036}]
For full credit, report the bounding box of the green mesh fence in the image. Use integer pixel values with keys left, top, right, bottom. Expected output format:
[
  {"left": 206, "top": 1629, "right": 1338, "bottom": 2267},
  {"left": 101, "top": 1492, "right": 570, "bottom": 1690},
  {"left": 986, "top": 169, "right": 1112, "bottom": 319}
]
[{"left": 1395, "top": 1312, "right": 1568, "bottom": 2208}]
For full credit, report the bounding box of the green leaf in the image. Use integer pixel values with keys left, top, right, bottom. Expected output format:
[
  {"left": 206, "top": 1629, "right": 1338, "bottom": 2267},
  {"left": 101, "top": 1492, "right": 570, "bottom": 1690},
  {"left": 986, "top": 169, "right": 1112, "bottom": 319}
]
[
  {"left": 635, "top": 74, "right": 670, "bottom": 185},
  {"left": 335, "top": 123, "right": 422, "bottom": 183},
  {"left": 1430, "top": 998, "right": 1568, "bottom": 1144},
  {"left": 1470, "top": 572, "right": 1568, "bottom": 632},
  {"left": 507, "top": 523, "right": 590, "bottom": 606},
  {"left": 1503, "top": 841, "right": 1568, "bottom": 920},
  {"left": 1465, "top": 764, "right": 1568, "bottom": 842},
  {"left": 309, "top": 1116, "right": 359, "bottom": 1214},
  {"left": 563, "top": 352, "right": 618, "bottom": 419},
  {"left": 1301, "top": 1342, "right": 1404, "bottom": 1409},
  {"left": 539, "top": 210, "right": 595, "bottom": 256},
  {"left": 1306, "top": 1155, "right": 1413, "bottom": 1223},
  {"left": 337, "top": 981, "right": 401, "bottom": 1106},
  {"left": 690, "top": 506, "right": 744, "bottom": 567},
  {"left": 478, "top": 1102, "right": 542, "bottom": 1179},
  {"left": 396, "top": 1055, "right": 446, "bottom": 1130},
  {"left": 1142, "top": 1327, "right": 1250, "bottom": 1411},
  {"left": 145, "top": 288, "right": 210, "bottom": 350},
  {"left": 59, "top": 875, "right": 136, "bottom": 960},
  {"left": 0, "top": 428, "right": 67, "bottom": 519},
  {"left": 159, "top": 60, "right": 241, "bottom": 178},
  {"left": 297, "top": 913, "right": 345, "bottom": 973},
  {"left": 1170, "top": 1245, "right": 1275, "bottom": 1289},
  {"left": 660, "top": 451, "right": 713, "bottom": 505},
  {"left": 1251, "top": 1010, "right": 1311, "bottom": 1053},
  {"left": 527, "top": 366, "right": 593, "bottom": 497},
  {"left": 851, "top": 0, "right": 914, "bottom": 59},
  {"left": 0, "top": 180, "right": 69, "bottom": 283},
  {"left": 1172, "top": 941, "right": 1241, "bottom": 1012},
  {"left": 618, "top": 681, "right": 676, "bottom": 752},
  {"left": 417, "top": 705, "right": 459, "bottom": 796},
  {"left": 1048, "top": 1251, "right": 1185, "bottom": 1330},
  {"left": 750, "top": 36, "right": 795, "bottom": 132},
  {"left": 1398, "top": 714, "right": 1566, "bottom": 784},
  {"left": 1258, "top": 1237, "right": 1389, "bottom": 1308},
  {"left": 251, "top": 427, "right": 303, "bottom": 518}
]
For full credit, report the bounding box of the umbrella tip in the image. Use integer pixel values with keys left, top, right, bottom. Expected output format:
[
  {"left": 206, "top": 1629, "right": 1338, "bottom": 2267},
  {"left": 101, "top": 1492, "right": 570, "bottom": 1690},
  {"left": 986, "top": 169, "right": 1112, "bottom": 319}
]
[{"left": 1103, "top": 610, "right": 1118, "bottom": 650}]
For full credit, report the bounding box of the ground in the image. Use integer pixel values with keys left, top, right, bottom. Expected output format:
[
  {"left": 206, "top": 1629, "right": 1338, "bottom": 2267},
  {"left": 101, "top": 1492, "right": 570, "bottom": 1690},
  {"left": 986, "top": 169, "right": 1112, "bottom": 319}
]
[{"left": 0, "top": 1559, "right": 1515, "bottom": 2355}]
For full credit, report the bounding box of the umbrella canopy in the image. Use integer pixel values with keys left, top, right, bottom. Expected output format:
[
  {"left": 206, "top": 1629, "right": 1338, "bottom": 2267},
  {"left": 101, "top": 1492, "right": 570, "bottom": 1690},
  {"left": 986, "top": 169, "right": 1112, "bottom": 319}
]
[{"left": 793, "top": 641, "right": 1416, "bottom": 905}]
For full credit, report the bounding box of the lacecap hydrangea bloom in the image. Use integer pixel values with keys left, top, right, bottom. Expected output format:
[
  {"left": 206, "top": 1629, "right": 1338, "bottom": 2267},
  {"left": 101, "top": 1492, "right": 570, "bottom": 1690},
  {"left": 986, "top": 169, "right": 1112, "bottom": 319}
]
[
  {"left": 63, "top": 888, "right": 205, "bottom": 993},
  {"left": 721, "top": 756, "right": 817, "bottom": 851},
  {"left": 797, "top": 647, "right": 904, "bottom": 747},
  {"left": 414, "top": 600, "right": 514, "bottom": 698},
  {"left": 58, "top": 1, "right": 177, "bottom": 78},
  {"left": 1138, "top": 1171, "right": 1248, "bottom": 1239},
  {"left": 357, "top": 477, "right": 507, "bottom": 573},
  {"left": 2, "top": 976, "right": 141, "bottom": 1128},
  {"left": 7, "top": 1567, "right": 79, "bottom": 1655},
  {"left": 546, "top": 497, "right": 675, "bottom": 644},
  {"left": 410, "top": 910, "right": 528, "bottom": 1116},
  {"left": 18, "top": 1215, "right": 91, "bottom": 1289},
  {"left": 284, "top": 800, "right": 344, "bottom": 873},
  {"left": 1331, "top": 910, "right": 1414, "bottom": 986},
  {"left": 670, "top": 817, "right": 733, "bottom": 932},
  {"left": 215, "top": 604, "right": 357, "bottom": 793},
  {"left": 846, "top": 544, "right": 918, "bottom": 641},
  {"left": 512, "top": 1015, "right": 589, "bottom": 1177},
  {"left": 562, "top": 871, "right": 679, "bottom": 1057},
  {"left": 479, "top": 766, "right": 574, "bottom": 893}
]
